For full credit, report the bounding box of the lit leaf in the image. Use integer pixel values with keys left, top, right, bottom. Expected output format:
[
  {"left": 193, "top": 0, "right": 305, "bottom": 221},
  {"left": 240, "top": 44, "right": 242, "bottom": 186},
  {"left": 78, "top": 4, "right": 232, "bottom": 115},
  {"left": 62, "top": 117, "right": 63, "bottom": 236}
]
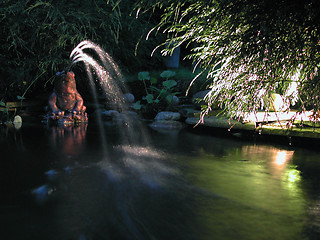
[
  {"left": 138, "top": 71, "right": 150, "bottom": 81},
  {"left": 160, "top": 70, "right": 176, "bottom": 78},
  {"left": 162, "top": 80, "right": 177, "bottom": 89},
  {"left": 143, "top": 94, "right": 154, "bottom": 103},
  {"left": 17, "top": 96, "right": 26, "bottom": 100},
  {"left": 0, "top": 101, "right": 6, "bottom": 107}
]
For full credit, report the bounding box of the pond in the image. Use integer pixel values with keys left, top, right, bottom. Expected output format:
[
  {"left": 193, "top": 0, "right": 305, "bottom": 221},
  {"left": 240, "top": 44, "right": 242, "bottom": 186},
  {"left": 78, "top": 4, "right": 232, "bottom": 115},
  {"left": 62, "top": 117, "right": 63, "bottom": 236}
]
[{"left": 1, "top": 119, "right": 320, "bottom": 240}]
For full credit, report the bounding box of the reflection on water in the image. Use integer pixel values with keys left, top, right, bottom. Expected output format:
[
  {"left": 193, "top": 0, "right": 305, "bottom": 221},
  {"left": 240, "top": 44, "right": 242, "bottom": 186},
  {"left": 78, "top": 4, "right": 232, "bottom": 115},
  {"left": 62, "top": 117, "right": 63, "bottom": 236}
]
[
  {"left": 241, "top": 145, "right": 295, "bottom": 178},
  {"left": 181, "top": 139, "right": 306, "bottom": 240},
  {"left": 49, "top": 123, "right": 88, "bottom": 158},
  {"left": 1, "top": 123, "right": 320, "bottom": 240}
]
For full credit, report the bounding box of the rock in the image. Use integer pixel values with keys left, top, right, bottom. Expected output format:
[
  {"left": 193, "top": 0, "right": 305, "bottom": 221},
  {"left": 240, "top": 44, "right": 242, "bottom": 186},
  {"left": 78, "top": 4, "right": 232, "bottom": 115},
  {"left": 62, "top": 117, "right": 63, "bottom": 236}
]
[
  {"left": 192, "top": 90, "right": 210, "bottom": 109},
  {"left": 13, "top": 115, "right": 22, "bottom": 129},
  {"left": 179, "top": 108, "right": 200, "bottom": 118},
  {"left": 122, "top": 111, "right": 139, "bottom": 120},
  {"left": 101, "top": 110, "right": 120, "bottom": 120},
  {"left": 171, "top": 95, "right": 180, "bottom": 105},
  {"left": 123, "top": 93, "right": 135, "bottom": 103},
  {"left": 149, "top": 120, "right": 185, "bottom": 130},
  {"left": 185, "top": 116, "right": 255, "bottom": 130},
  {"left": 101, "top": 110, "right": 139, "bottom": 122},
  {"left": 151, "top": 111, "right": 184, "bottom": 132},
  {"left": 154, "top": 111, "right": 181, "bottom": 121},
  {"left": 192, "top": 90, "right": 220, "bottom": 109},
  {"left": 13, "top": 115, "right": 22, "bottom": 123}
]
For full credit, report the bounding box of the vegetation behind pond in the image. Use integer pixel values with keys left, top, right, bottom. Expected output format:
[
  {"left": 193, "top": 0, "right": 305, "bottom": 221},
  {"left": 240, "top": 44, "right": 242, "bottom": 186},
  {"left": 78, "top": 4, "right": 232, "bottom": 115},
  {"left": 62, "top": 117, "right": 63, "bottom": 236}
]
[
  {"left": 0, "top": 0, "right": 165, "bottom": 102},
  {"left": 135, "top": 0, "right": 320, "bottom": 121}
]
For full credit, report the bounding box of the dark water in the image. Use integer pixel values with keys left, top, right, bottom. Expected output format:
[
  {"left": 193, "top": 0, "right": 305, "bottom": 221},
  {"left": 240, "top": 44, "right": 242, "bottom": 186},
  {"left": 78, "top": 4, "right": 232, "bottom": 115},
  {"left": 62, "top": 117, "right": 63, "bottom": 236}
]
[{"left": 1, "top": 120, "right": 320, "bottom": 240}]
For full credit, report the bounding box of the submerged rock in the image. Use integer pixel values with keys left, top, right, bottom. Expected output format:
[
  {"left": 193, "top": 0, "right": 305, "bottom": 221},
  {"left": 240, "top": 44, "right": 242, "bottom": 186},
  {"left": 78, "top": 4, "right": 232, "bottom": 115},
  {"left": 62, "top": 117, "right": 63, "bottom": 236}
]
[
  {"left": 101, "top": 110, "right": 139, "bottom": 122},
  {"left": 32, "top": 184, "right": 55, "bottom": 205},
  {"left": 101, "top": 110, "right": 120, "bottom": 120},
  {"left": 149, "top": 120, "right": 185, "bottom": 130},
  {"left": 154, "top": 111, "right": 181, "bottom": 121},
  {"left": 150, "top": 111, "right": 185, "bottom": 132}
]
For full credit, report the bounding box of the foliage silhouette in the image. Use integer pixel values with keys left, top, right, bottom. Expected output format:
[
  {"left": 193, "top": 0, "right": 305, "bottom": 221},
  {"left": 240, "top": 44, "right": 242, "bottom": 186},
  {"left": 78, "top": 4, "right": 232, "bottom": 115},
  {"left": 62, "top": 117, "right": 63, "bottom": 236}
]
[
  {"left": 135, "top": 0, "right": 320, "bottom": 121},
  {"left": 0, "top": 0, "right": 164, "bottom": 101}
]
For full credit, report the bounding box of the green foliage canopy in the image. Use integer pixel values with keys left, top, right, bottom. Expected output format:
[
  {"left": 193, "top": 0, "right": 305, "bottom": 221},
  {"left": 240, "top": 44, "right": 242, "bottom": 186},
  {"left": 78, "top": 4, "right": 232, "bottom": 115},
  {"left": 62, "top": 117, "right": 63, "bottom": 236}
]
[
  {"left": 0, "top": 0, "right": 163, "bottom": 101},
  {"left": 135, "top": 0, "right": 320, "bottom": 120}
]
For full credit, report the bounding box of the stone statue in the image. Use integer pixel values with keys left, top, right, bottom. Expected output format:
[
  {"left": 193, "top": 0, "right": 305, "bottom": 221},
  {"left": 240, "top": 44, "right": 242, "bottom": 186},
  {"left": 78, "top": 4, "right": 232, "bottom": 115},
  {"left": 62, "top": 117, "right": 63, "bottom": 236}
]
[{"left": 47, "top": 71, "right": 88, "bottom": 125}]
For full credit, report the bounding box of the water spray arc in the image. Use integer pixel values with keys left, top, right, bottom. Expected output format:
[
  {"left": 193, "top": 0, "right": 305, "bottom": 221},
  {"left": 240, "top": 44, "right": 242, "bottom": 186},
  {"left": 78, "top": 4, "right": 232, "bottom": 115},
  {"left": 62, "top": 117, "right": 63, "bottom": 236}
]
[
  {"left": 69, "top": 40, "right": 126, "bottom": 110},
  {"left": 68, "top": 40, "right": 150, "bottom": 148}
]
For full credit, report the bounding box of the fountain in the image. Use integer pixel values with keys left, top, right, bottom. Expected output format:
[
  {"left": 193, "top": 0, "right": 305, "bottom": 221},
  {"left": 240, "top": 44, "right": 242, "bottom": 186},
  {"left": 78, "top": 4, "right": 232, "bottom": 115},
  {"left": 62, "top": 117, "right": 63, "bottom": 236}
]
[
  {"left": 47, "top": 71, "right": 88, "bottom": 125},
  {"left": 68, "top": 41, "right": 150, "bottom": 145},
  {"left": 68, "top": 40, "right": 127, "bottom": 110},
  {"left": 45, "top": 40, "right": 145, "bottom": 142}
]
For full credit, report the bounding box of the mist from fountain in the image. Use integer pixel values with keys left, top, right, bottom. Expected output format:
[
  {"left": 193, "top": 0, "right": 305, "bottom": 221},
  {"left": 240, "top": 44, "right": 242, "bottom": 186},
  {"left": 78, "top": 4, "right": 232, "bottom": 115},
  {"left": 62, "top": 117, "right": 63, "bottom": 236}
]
[
  {"left": 68, "top": 40, "right": 149, "bottom": 150},
  {"left": 67, "top": 40, "right": 169, "bottom": 189}
]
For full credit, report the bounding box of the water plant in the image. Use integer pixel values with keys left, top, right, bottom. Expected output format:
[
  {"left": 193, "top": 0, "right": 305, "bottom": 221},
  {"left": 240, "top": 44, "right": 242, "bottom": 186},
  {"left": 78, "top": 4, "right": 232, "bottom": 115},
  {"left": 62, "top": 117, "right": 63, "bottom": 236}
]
[
  {"left": 0, "top": 101, "right": 9, "bottom": 123},
  {"left": 133, "top": 70, "right": 179, "bottom": 112},
  {"left": 0, "top": 97, "right": 24, "bottom": 124}
]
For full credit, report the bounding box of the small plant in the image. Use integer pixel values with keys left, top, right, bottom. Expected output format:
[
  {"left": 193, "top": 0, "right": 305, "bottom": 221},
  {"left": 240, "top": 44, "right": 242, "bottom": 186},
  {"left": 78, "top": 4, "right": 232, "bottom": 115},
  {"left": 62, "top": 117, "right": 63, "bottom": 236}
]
[
  {"left": 0, "top": 101, "right": 9, "bottom": 124},
  {"left": 133, "top": 70, "right": 179, "bottom": 111}
]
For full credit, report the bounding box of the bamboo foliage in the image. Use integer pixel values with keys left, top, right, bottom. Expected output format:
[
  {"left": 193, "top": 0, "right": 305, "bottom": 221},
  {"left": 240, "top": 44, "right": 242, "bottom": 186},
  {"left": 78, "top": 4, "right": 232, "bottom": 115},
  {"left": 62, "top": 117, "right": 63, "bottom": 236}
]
[
  {"left": 0, "top": 0, "right": 162, "bottom": 101},
  {"left": 135, "top": 0, "right": 320, "bottom": 120}
]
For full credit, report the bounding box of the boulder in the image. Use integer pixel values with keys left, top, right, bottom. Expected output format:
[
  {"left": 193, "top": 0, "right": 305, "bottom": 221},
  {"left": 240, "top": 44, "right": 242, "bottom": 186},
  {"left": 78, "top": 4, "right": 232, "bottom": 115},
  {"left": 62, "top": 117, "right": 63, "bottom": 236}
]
[
  {"left": 171, "top": 95, "right": 180, "bottom": 105},
  {"left": 149, "top": 120, "right": 185, "bottom": 130},
  {"left": 192, "top": 90, "right": 210, "bottom": 109},
  {"left": 123, "top": 93, "right": 135, "bottom": 103},
  {"left": 101, "top": 110, "right": 120, "bottom": 120},
  {"left": 101, "top": 110, "right": 139, "bottom": 122},
  {"left": 154, "top": 111, "right": 181, "bottom": 121},
  {"left": 192, "top": 90, "right": 221, "bottom": 109},
  {"left": 122, "top": 111, "right": 139, "bottom": 119}
]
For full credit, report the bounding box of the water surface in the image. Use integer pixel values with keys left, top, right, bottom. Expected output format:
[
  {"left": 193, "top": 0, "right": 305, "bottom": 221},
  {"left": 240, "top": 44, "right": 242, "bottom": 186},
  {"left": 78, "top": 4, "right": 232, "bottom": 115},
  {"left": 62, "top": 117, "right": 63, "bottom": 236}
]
[{"left": 0, "top": 121, "right": 320, "bottom": 240}]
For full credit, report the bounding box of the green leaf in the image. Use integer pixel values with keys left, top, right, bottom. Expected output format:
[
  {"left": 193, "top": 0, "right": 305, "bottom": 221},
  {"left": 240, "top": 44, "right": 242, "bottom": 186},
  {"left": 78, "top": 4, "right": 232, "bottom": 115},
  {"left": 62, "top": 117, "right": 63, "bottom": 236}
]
[
  {"left": 158, "top": 89, "right": 169, "bottom": 99},
  {"left": 0, "top": 101, "right": 6, "bottom": 107},
  {"left": 17, "top": 96, "right": 26, "bottom": 100},
  {"left": 160, "top": 70, "right": 176, "bottom": 78},
  {"left": 138, "top": 71, "right": 150, "bottom": 81},
  {"left": 143, "top": 94, "right": 154, "bottom": 103},
  {"left": 162, "top": 80, "right": 177, "bottom": 89},
  {"left": 150, "top": 86, "right": 160, "bottom": 93}
]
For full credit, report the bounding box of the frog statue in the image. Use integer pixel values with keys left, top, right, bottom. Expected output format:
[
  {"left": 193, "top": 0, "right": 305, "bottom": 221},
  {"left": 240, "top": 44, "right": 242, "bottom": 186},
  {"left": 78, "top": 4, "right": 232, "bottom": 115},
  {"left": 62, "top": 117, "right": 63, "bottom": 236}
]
[{"left": 47, "top": 71, "right": 88, "bottom": 125}]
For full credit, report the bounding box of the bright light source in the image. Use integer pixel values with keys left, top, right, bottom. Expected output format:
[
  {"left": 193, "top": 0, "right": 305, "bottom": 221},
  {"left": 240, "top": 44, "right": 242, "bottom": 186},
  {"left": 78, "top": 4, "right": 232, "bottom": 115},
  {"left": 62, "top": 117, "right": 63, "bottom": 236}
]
[
  {"left": 287, "top": 169, "right": 301, "bottom": 183},
  {"left": 274, "top": 151, "right": 288, "bottom": 166}
]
